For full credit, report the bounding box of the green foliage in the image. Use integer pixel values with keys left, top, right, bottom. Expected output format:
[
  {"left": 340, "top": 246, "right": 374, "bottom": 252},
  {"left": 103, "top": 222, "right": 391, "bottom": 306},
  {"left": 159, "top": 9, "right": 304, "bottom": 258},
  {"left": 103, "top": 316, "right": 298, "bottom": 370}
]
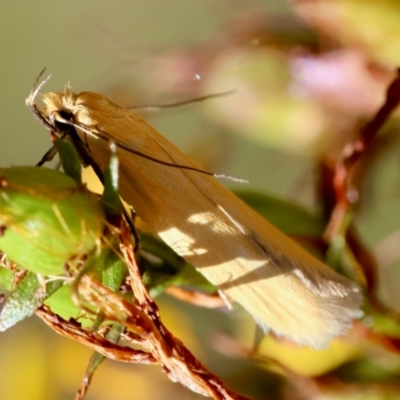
[{"left": 0, "top": 166, "right": 104, "bottom": 275}]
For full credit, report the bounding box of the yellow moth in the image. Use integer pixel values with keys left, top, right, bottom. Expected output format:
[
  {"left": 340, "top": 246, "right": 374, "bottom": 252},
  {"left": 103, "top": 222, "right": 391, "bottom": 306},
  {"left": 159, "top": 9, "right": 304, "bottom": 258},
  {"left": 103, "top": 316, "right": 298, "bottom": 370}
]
[{"left": 27, "top": 72, "right": 362, "bottom": 348}]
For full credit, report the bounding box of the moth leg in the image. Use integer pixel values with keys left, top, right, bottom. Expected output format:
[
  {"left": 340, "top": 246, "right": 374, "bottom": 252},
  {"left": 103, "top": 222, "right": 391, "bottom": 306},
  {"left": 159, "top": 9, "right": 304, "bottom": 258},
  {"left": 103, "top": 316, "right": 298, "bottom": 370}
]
[
  {"left": 36, "top": 145, "right": 58, "bottom": 166},
  {"left": 124, "top": 207, "right": 140, "bottom": 253},
  {"left": 36, "top": 131, "right": 70, "bottom": 167}
]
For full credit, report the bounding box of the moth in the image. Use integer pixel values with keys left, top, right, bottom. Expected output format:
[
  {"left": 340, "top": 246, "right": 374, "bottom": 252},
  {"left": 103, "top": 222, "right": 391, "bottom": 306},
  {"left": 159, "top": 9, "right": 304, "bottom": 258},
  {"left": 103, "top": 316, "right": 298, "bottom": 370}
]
[{"left": 26, "top": 70, "right": 362, "bottom": 348}]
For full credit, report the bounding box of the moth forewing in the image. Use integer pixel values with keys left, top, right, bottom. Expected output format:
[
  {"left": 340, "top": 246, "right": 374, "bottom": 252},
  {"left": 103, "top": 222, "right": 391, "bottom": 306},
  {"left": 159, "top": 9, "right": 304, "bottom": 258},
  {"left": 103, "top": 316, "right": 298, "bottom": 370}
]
[{"left": 33, "top": 85, "right": 362, "bottom": 348}]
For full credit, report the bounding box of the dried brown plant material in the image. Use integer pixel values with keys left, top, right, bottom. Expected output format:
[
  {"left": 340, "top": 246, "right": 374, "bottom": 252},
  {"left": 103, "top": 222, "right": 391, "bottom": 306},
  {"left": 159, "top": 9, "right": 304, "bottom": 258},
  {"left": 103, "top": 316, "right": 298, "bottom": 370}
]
[
  {"left": 36, "top": 223, "right": 250, "bottom": 399},
  {"left": 165, "top": 286, "right": 227, "bottom": 309},
  {"left": 325, "top": 69, "right": 400, "bottom": 240}
]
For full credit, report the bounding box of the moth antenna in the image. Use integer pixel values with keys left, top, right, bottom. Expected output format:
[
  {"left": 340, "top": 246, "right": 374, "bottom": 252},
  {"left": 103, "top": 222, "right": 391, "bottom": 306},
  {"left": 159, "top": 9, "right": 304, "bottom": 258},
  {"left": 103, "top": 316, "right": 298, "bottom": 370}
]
[
  {"left": 129, "top": 90, "right": 235, "bottom": 112},
  {"left": 56, "top": 117, "right": 245, "bottom": 182},
  {"left": 29, "top": 67, "right": 52, "bottom": 102},
  {"left": 213, "top": 174, "right": 248, "bottom": 184},
  {"left": 217, "top": 289, "right": 233, "bottom": 310},
  {"left": 95, "top": 127, "right": 246, "bottom": 183},
  {"left": 26, "top": 68, "right": 54, "bottom": 130},
  {"left": 28, "top": 77, "right": 243, "bottom": 183}
]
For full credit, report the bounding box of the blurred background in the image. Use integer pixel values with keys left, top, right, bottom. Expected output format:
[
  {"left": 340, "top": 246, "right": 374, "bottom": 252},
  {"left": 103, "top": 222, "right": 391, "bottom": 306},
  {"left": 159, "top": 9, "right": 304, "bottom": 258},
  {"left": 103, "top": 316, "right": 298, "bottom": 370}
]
[{"left": 1, "top": 0, "right": 400, "bottom": 399}]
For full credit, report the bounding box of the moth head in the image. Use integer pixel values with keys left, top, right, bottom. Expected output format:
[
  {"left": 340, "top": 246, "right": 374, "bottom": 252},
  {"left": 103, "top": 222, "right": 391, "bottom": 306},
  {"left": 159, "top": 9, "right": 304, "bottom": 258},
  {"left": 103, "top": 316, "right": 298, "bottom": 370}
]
[{"left": 42, "top": 86, "right": 79, "bottom": 133}]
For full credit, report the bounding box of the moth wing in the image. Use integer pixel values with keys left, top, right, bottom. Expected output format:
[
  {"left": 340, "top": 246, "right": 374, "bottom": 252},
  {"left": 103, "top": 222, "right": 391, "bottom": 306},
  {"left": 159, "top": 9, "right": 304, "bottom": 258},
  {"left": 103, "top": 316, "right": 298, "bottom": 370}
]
[{"left": 43, "top": 90, "right": 362, "bottom": 348}]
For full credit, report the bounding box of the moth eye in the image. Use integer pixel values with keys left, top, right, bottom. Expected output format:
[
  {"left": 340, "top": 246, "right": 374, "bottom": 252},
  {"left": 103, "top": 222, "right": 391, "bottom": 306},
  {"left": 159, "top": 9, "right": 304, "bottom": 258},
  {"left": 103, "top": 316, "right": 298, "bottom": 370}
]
[
  {"left": 53, "top": 110, "right": 74, "bottom": 131},
  {"left": 58, "top": 110, "right": 74, "bottom": 122}
]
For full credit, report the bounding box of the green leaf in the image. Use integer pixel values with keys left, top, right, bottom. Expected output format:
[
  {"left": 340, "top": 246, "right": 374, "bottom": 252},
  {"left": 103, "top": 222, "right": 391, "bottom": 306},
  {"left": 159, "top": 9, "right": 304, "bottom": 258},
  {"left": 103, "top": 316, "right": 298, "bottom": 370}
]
[
  {"left": 100, "top": 248, "right": 127, "bottom": 292},
  {"left": 44, "top": 283, "right": 81, "bottom": 322},
  {"left": 55, "top": 139, "right": 82, "bottom": 184},
  {"left": 0, "top": 167, "right": 105, "bottom": 274},
  {"left": 101, "top": 147, "right": 123, "bottom": 216},
  {"left": 0, "top": 266, "right": 13, "bottom": 291},
  {"left": 140, "top": 234, "right": 215, "bottom": 297},
  {"left": 0, "top": 272, "right": 44, "bottom": 331},
  {"left": 235, "top": 190, "right": 324, "bottom": 237}
]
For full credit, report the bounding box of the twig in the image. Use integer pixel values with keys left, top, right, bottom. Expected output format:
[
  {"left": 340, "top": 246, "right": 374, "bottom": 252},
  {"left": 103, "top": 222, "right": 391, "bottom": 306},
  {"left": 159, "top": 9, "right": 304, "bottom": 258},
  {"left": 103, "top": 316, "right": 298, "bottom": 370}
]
[
  {"left": 166, "top": 286, "right": 227, "bottom": 308},
  {"left": 324, "top": 68, "right": 400, "bottom": 241},
  {"left": 36, "top": 306, "right": 156, "bottom": 364},
  {"left": 38, "top": 220, "right": 251, "bottom": 399},
  {"left": 117, "top": 223, "right": 250, "bottom": 400}
]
